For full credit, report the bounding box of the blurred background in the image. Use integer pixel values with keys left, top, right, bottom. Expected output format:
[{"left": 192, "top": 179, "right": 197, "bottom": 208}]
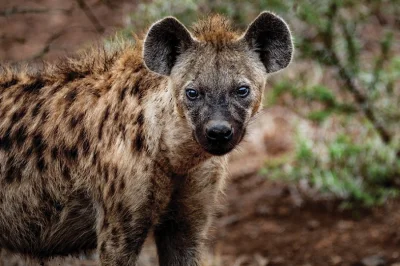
[{"left": 0, "top": 0, "right": 399, "bottom": 265}]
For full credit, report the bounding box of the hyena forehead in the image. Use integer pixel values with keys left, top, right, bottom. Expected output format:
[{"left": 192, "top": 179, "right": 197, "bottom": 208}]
[
  {"left": 143, "top": 12, "right": 293, "bottom": 77},
  {"left": 171, "top": 44, "right": 267, "bottom": 91}
]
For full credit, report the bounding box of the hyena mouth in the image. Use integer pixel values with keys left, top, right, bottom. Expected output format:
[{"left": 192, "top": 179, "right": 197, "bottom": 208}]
[{"left": 203, "top": 141, "right": 236, "bottom": 156}]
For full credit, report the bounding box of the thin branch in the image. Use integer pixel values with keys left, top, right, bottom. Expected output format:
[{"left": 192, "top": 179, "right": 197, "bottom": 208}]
[
  {"left": 368, "top": 32, "right": 393, "bottom": 92},
  {"left": 339, "top": 18, "right": 359, "bottom": 75},
  {"left": 327, "top": 47, "right": 392, "bottom": 145},
  {"left": 0, "top": 6, "right": 70, "bottom": 17},
  {"left": 75, "top": 0, "right": 105, "bottom": 34},
  {"left": 316, "top": 2, "right": 394, "bottom": 146},
  {"left": 29, "top": 29, "right": 68, "bottom": 61}
]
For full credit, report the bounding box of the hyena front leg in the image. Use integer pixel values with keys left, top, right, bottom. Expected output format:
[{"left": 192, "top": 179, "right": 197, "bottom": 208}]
[
  {"left": 96, "top": 173, "right": 154, "bottom": 266},
  {"left": 97, "top": 200, "right": 152, "bottom": 266},
  {"left": 96, "top": 162, "right": 172, "bottom": 266},
  {"left": 155, "top": 168, "right": 223, "bottom": 266}
]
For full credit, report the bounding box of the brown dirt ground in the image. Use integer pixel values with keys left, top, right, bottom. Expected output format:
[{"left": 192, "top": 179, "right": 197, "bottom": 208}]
[
  {"left": 0, "top": 0, "right": 136, "bottom": 62},
  {"left": 212, "top": 174, "right": 400, "bottom": 266}
]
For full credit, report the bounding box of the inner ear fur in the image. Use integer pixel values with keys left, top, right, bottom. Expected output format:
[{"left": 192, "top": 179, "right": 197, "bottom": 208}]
[
  {"left": 143, "top": 17, "right": 194, "bottom": 76},
  {"left": 242, "top": 11, "right": 294, "bottom": 73}
]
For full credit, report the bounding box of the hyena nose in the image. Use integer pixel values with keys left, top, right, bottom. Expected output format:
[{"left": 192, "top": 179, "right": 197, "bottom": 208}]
[{"left": 205, "top": 121, "right": 233, "bottom": 142}]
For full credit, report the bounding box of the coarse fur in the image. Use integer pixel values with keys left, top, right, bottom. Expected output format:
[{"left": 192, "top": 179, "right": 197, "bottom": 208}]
[{"left": 0, "top": 12, "right": 293, "bottom": 265}]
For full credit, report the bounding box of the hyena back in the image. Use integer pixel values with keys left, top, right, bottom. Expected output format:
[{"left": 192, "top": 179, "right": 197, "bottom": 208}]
[{"left": 0, "top": 12, "right": 293, "bottom": 266}]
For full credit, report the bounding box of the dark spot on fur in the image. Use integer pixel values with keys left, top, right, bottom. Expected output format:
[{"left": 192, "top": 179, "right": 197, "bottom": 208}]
[
  {"left": 119, "top": 87, "right": 128, "bottom": 102},
  {"left": 31, "top": 100, "right": 43, "bottom": 117},
  {"left": 22, "top": 79, "right": 45, "bottom": 93},
  {"left": 116, "top": 202, "right": 123, "bottom": 214},
  {"left": 130, "top": 75, "right": 143, "bottom": 96},
  {"left": 4, "top": 163, "right": 22, "bottom": 184},
  {"left": 13, "top": 91, "right": 25, "bottom": 104},
  {"left": 0, "top": 105, "right": 8, "bottom": 120},
  {"left": 108, "top": 181, "right": 116, "bottom": 198},
  {"left": 65, "top": 146, "right": 78, "bottom": 162},
  {"left": 137, "top": 111, "right": 144, "bottom": 126},
  {"left": 14, "top": 125, "right": 27, "bottom": 147},
  {"left": 43, "top": 206, "right": 53, "bottom": 220},
  {"left": 32, "top": 133, "right": 47, "bottom": 157},
  {"left": 111, "top": 234, "right": 119, "bottom": 247},
  {"left": 68, "top": 207, "right": 81, "bottom": 221},
  {"left": 11, "top": 108, "right": 27, "bottom": 123},
  {"left": 121, "top": 207, "right": 133, "bottom": 223},
  {"left": 103, "top": 166, "right": 109, "bottom": 183},
  {"left": 114, "top": 111, "right": 120, "bottom": 121},
  {"left": 98, "top": 106, "right": 110, "bottom": 140},
  {"left": 64, "top": 71, "right": 87, "bottom": 82},
  {"left": 24, "top": 147, "right": 33, "bottom": 156},
  {"left": 54, "top": 202, "right": 63, "bottom": 212},
  {"left": 66, "top": 89, "right": 77, "bottom": 103},
  {"left": 119, "top": 180, "right": 125, "bottom": 191},
  {"left": 82, "top": 138, "right": 90, "bottom": 156},
  {"left": 27, "top": 222, "right": 41, "bottom": 238},
  {"left": 69, "top": 113, "right": 84, "bottom": 129},
  {"left": 100, "top": 242, "right": 106, "bottom": 253},
  {"left": 21, "top": 202, "right": 28, "bottom": 212},
  {"left": 51, "top": 147, "right": 58, "bottom": 159},
  {"left": 40, "top": 109, "right": 49, "bottom": 122},
  {"left": 0, "top": 127, "right": 12, "bottom": 151},
  {"left": 0, "top": 78, "right": 18, "bottom": 88},
  {"left": 62, "top": 167, "right": 71, "bottom": 180},
  {"left": 48, "top": 85, "right": 60, "bottom": 95},
  {"left": 37, "top": 158, "right": 46, "bottom": 172},
  {"left": 102, "top": 219, "right": 109, "bottom": 230},
  {"left": 78, "top": 128, "right": 90, "bottom": 156},
  {"left": 133, "top": 131, "right": 145, "bottom": 152}
]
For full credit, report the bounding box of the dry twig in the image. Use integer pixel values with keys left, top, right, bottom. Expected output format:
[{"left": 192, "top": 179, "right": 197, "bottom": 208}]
[
  {"left": 29, "top": 29, "right": 68, "bottom": 61},
  {"left": 75, "top": 0, "right": 105, "bottom": 34},
  {"left": 0, "top": 6, "right": 70, "bottom": 17}
]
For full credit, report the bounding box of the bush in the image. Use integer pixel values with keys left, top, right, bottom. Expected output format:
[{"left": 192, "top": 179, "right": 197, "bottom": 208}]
[{"left": 261, "top": 129, "right": 400, "bottom": 207}]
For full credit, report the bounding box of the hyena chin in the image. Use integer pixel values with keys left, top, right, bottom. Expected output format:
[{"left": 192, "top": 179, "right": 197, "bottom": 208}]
[{"left": 0, "top": 11, "right": 292, "bottom": 266}]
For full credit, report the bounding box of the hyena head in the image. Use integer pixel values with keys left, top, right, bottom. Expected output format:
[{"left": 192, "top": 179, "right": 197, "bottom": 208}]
[{"left": 143, "top": 12, "right": 293, "bottom": 156}]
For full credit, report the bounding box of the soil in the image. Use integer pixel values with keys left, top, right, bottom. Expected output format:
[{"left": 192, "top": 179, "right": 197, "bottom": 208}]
[
  {"left": 0, "top": 0, "right": 136, "bottom": 62},
  {"left": 212, "top": 173, "right": 400, "bottom": 266}
]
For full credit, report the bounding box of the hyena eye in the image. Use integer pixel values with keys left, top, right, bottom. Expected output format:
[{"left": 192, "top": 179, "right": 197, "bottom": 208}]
[
  {"left": 236, "top": 86, "right": 250, "bottom": 98},
  {"left": 186, "top": 88, "right": 199, "bottom": 100}
]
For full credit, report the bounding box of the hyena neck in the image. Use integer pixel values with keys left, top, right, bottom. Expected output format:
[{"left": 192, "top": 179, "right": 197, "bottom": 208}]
[
  {"left": 142, "top": 82, "right": 212, "bottom": 176},
  {"left": 86, "top": 46, "right": 211, "bottom": 176}
]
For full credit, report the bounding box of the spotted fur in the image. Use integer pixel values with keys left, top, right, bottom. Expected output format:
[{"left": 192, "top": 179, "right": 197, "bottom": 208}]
[{"left": 0, "top": 12, "right": 293, "bottom": 266}]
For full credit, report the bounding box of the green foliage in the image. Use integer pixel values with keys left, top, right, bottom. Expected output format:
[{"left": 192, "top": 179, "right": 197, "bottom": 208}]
[
  {"left": 259, "top": 0, "right": 399, "bottom": 207},
  {"left": 262, "top": 130, "right": 400, "bottom": 208},
  {"left": 266, "top": 81, "right": 357, "bottom": 123}
]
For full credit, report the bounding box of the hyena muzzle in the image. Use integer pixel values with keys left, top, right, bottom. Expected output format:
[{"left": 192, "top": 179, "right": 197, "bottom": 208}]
[{"left": 0, "top": 11, "right": 293, "bottom": 266}]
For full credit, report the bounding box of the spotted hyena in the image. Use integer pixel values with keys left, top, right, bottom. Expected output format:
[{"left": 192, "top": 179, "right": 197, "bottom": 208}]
[{"left": 0, "top": 12, "right": 293, "bottom": 266}]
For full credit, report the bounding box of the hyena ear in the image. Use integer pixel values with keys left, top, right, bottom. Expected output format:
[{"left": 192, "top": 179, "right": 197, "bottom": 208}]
[
  {"left": 242, "top": 12, "right": 293, "bottom": 73},
  {"left": 143, "top": 17, "right": 194, "bottom": 76}
]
